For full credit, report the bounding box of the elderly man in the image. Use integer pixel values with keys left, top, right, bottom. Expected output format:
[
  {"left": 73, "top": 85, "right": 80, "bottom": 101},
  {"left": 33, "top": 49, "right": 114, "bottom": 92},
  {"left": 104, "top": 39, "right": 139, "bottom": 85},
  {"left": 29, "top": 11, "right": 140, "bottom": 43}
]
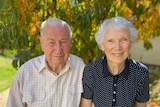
[{"left": 7, "top": 18, "right": 85, "bottom": 107}]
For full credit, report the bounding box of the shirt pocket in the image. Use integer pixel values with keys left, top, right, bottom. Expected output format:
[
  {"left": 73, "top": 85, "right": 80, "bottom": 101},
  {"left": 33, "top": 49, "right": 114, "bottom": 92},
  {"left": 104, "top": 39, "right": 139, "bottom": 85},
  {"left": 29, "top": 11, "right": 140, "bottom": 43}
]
[
  {"left": 68, "top": 85, "right": 82, "bottom": 95},
  {"left": 66, "top": 85, "right": 82, "bottom": 107},
  {"left": 22, "top": 89, "right": 46, "bottom": 103}
]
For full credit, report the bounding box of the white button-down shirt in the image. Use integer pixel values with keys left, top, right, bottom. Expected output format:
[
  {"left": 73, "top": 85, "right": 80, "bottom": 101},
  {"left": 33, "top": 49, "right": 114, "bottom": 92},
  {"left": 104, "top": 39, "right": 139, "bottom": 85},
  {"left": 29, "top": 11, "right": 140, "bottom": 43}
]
[{"left": 6, "top": 54, "right": 85, "bottom": 107}]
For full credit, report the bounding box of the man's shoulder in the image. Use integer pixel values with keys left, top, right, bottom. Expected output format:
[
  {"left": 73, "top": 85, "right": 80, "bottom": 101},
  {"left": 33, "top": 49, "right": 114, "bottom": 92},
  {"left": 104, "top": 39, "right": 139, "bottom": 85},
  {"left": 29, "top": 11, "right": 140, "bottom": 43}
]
[
  {"left": 17, "top": 55, "right": 44, "bottom": 73},
  {"left": 69, "top": 54, "right": 85, "bottom": 63},
  {"left": 14, "top": 55, "right": 44, "bottom": 79},
  {"left": 22, "top": 55, "right": 44, "bottom": 66},
  {"left": 69, "top": 54, "right": 85, "bottom": 70}
]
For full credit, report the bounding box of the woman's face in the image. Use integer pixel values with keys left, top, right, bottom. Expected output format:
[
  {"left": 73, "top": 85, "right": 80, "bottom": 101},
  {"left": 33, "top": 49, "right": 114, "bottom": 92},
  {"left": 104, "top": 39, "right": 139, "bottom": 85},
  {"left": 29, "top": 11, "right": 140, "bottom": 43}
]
[{"left": 101, "top": 26, "right": 132, "bottom": 65}]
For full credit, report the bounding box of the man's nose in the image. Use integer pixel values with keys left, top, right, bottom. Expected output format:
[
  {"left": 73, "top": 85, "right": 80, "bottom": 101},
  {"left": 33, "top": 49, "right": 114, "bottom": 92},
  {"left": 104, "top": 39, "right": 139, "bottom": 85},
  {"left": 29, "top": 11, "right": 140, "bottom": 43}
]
[{"left": 54, "top": 43, "right": 62, "bottom": 53}]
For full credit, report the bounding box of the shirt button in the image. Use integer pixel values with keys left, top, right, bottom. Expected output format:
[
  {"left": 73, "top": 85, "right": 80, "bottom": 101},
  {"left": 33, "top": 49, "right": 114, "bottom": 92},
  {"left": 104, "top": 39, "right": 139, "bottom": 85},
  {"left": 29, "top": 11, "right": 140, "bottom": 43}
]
[
  {"left": 113, "top": 99, "right": 116, "bottom": 102},
  {"left": 113, "top": 91, "right": 116, "bottom": 94},
  {"left": 114, "top": 84, "right": 117, "bottom": 87}
]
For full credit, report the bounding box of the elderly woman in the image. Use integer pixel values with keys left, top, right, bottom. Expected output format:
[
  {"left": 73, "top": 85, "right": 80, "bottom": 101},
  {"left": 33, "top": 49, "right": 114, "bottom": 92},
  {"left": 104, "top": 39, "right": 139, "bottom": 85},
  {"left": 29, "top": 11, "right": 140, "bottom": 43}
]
[{"left": 80, "top": 16, "right": 150, "bottom": 107}]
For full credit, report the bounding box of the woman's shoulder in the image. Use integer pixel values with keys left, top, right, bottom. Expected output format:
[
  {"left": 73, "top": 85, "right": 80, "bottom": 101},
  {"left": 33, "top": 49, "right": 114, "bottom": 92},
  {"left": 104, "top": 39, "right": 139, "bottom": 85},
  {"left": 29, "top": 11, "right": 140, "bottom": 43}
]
[
  {"left": 86, "top": 56, "right": 104, "bottom": 68},
  {"left": 128, "top": 58, "right": 148, "bottom": 72}
]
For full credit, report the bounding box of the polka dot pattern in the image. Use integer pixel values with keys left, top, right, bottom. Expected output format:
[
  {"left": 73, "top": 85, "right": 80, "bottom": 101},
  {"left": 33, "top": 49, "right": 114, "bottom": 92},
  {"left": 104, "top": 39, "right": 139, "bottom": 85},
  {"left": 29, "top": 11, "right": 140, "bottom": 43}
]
[{"left": 82, "top": 56, "right": 150, "bottom": 107}]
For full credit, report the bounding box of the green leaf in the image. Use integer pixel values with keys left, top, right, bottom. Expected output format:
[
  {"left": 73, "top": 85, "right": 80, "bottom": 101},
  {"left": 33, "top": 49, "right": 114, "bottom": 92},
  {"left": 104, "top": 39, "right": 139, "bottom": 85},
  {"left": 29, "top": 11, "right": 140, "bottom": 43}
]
[
  {"left": 0, "top": 0, "right": 6, "bottom": 10},
  {"left": 144, "top": 41, "right": 153, "bottom": 50}
]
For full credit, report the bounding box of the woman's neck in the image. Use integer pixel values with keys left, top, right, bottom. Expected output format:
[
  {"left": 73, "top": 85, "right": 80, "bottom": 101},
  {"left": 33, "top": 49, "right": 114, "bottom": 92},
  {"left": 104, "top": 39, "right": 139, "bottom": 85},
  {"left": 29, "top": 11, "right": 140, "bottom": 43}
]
[{"left": 107, "top": 61, "right": 125, "bottom": 76}]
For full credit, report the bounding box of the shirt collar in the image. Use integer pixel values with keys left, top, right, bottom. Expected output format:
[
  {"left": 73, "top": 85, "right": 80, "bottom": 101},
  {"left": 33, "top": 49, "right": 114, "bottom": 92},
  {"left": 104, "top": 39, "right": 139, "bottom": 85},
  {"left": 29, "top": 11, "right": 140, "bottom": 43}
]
[
  {"left": 102, "top": 56, "right": 130, "bottom": 79},
  {"left": 64, "top": 55, "right": 74, "bottom": 71},
  {"left": 38, "top": 55, "right": 46, "bottom": 73},
  {"left": 38, "top": 54, "right": 74, "bottom": 73}
]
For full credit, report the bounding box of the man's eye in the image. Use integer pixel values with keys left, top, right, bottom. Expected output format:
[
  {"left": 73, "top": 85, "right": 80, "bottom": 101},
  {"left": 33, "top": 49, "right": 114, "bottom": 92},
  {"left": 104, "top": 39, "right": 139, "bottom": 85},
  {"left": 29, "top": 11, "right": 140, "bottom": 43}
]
[
  {"left": 107, "top": 40, "right": 113, "bottom": 42},
  {"left": 61, "top": 41, "right": 66, "bottom": 43},
  {"left": 61, "top": 41, "right": 67, "bottom": 45},
  {"left": 48, "top": 42, "right": 55, "bottom": 45}
]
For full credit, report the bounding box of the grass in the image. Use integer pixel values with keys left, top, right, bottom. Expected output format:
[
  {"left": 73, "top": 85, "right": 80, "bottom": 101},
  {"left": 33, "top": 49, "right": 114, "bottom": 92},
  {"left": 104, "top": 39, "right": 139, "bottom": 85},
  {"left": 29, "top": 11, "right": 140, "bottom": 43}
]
[{"left": 0, "top": 55, "right": 16, "bottom": 92}]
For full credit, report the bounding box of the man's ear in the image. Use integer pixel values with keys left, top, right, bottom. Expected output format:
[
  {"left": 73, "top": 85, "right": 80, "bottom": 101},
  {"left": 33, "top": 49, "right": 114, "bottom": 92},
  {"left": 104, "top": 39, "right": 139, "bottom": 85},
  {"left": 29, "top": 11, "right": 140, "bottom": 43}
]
[
  {"left": 69, "top": 38, "right": 73, "bottom": 47},
  {"left": 39, "top": 37, "right": 43, "bottom": 45},
  {"left": 39, "top": 37, "right": 44, "bottom": 52}
]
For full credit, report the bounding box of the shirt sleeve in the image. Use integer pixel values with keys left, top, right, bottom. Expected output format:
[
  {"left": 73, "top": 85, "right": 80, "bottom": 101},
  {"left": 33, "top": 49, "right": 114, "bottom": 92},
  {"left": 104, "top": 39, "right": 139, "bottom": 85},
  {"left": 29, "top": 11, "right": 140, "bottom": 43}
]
[
  {"left": 136, "top": 69, "right": 150, "bottom": 102},
  {"left": 81, "top": 65, "right": 94, "bottom": 99},
  {"left": 6, "top": 72, "right": 25, "bottom": 107}
]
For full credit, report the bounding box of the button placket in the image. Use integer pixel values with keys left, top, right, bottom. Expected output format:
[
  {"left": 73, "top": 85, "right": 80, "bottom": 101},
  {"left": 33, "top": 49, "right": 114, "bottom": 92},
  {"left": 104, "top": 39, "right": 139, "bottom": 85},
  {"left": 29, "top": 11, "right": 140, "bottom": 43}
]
[{"left": 112, "top": 76, "right": 118, "bottom": 106}]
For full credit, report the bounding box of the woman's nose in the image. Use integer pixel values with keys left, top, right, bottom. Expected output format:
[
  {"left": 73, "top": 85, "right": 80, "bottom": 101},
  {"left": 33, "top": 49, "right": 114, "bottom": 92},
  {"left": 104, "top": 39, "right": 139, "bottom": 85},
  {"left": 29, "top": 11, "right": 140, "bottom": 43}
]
[{"left": 114, "top": 41, "right": 122, "bottom": 49}]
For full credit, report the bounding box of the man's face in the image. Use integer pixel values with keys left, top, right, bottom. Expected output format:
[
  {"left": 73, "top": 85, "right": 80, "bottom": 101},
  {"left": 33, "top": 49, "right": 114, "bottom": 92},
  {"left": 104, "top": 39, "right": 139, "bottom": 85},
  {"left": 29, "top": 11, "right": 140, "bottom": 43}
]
[{"left": 40, "top": 24, "right": 72, "bottom": 70}]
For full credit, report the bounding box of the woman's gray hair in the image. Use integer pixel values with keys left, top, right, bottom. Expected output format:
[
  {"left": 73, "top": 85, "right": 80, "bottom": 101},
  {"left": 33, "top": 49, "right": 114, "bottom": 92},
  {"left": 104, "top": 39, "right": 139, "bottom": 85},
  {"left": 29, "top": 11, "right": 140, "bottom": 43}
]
[
  {"left": 40, "top": 18, "right": 72, "bottom": 38},
  {"left": 95, "top": 16, "right": 138, "bottom": 49}
]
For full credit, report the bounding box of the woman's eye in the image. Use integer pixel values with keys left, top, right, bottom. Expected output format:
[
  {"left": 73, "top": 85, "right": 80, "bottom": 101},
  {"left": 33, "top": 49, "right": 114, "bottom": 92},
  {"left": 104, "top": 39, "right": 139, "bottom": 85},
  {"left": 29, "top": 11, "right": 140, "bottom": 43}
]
[{"left": 121, "top": 38, "right": 128, "bottom": 42}]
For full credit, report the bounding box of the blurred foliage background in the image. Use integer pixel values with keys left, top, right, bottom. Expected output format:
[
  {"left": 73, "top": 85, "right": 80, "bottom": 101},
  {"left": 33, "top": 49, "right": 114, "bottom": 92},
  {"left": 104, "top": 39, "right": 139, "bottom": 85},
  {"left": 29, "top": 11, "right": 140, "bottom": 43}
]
[
  {"left": 0, "top": 0, "right": 159, "bottom": 68},
  {"left": 0, "top": 0, "right": 160, "bottom": 105}
]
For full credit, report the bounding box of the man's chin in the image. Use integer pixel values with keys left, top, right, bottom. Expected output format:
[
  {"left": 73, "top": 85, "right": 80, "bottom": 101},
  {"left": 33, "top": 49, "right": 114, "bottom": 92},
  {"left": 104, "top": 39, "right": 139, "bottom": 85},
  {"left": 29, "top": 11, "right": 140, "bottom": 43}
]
[{"left": 52, "top": 60, "right": 65, "bottom": 65}]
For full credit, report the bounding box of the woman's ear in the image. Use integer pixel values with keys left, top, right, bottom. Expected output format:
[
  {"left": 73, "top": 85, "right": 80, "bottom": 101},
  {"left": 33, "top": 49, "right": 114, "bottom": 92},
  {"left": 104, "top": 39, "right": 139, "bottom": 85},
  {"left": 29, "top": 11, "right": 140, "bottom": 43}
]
[
  {"left": 129, "top": 41, "right": 132, "bottom": 50},
  {"left": 100, "top": 43, "right": 104, "bottom": 51}
]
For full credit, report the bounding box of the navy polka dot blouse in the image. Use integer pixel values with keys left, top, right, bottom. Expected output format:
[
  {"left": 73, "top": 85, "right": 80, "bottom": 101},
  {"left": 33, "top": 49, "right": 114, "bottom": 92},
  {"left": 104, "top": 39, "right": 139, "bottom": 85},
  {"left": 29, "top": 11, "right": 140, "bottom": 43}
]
[{"left": 82, "top": 56, "right": 150, "bottom": 107}]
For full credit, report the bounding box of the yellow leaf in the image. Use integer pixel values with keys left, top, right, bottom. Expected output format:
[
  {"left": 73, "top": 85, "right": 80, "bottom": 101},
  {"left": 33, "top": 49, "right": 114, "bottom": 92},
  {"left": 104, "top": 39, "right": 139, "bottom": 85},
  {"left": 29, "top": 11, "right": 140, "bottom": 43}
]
[
  {"left": 30, "top": 25, "right": 37, "bottom": 35},
  {"left": 32, "top": 14, "right": 38, "bottom": 22},
  {"left": 38, "top": 9, "right": 43, "bottom": 18},
  {"left": 48, "top": 8, "right": 52, "bottom": 15},
  {"left": 125, "top": 7, "right": 132, "bottom": 15}
]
